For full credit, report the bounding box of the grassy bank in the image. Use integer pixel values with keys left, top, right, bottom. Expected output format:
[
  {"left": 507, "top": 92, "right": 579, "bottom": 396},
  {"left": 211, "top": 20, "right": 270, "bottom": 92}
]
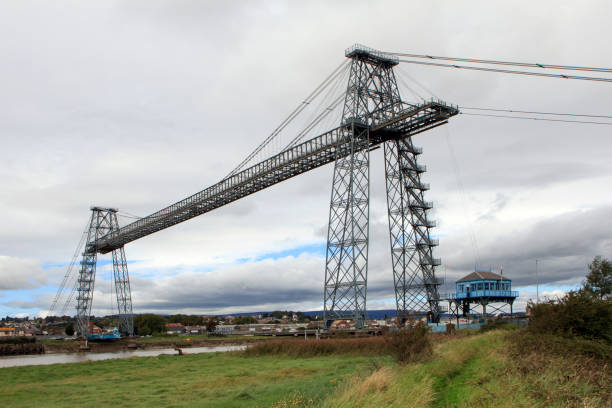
[
  {"left": 321, "top": 330, "right": 611, "bottom": 407},
  {"left": 2, "top": 329, "right": 609, "bottom": 407},
  {"left": 0, "top": 350, "right": 384, "bottom": 407}
]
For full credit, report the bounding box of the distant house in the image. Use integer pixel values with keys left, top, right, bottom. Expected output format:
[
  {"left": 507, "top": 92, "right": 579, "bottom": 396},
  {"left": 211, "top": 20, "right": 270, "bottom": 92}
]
[
  {"left": 0, "top": 327, "right": 15, "bottom": 337},
  {"left": 165, "top": 323, "right": 186, "bottom": 334},
  {"left": 184, "top": 325, "right": 205, "bottom": 334},
  {"left": 329, "top": 320, "right": 351, "bottom": 330},
  {"left": 368, "top": 320, "right": 388, "bottom": 328},
  {"left": 214, "top": 325, "right": 234, "bottom": 335},
  {"left": 88, "top": 322, "right": 103, "bottom": 336}
]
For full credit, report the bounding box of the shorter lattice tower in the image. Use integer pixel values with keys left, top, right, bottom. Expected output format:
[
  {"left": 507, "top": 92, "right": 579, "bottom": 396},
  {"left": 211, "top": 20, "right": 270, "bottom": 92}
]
[{"left": 76, "top": 207, "right": 134, "bottom": 337}]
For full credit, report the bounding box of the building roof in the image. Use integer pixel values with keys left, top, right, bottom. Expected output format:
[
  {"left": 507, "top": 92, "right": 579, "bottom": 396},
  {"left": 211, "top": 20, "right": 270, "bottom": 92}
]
[{"left": 457, "top": 271, "right": 509, "bottom": 282}]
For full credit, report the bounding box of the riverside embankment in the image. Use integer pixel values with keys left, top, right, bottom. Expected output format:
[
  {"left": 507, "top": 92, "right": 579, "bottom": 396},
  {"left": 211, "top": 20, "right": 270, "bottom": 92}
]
[{"left": 0, "top": 344, "right": 245, "bottom": 368}]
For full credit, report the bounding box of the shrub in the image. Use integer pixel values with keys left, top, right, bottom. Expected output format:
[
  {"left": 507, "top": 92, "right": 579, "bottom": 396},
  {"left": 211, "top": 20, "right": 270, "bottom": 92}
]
[
  {"left": 509, "top": 330, "right": 611, "bottom": 362},
  {"left": 0, "top": 336, "right": 36, "bottom": 345},
  {"left": 528, "top": 290, "right": 612, "bottom": 343},
  {"left": 383, "top": 321, "right": 432, "bottom": 364},
  {"left": 479, "top": 318, "right": 518, "bottom": 333}
]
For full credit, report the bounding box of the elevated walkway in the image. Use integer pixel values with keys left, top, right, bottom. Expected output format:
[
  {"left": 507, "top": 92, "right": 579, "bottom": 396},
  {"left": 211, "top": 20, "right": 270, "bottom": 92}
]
[{"left": 90, "top": 100, "right": 458, "bottom": 254}]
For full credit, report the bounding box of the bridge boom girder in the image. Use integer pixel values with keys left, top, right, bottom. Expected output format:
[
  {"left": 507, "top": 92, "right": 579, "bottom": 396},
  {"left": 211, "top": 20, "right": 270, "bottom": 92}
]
[{"left": 91, "top": 101, "right": 458, "bottom": 254}]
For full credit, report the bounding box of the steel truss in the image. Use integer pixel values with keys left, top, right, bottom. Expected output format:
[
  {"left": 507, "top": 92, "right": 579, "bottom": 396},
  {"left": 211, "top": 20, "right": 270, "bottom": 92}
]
[
  {"left": 323, "top": 124, "right": 370, "bottom": 328},
  {"left": 384, "top": 137, "right": 443, "bottom": 323},
  {"left": 91, "top": 99, "right": 457, "bottom": 255},
  {"left": 76, "top": 207, "right": 133, "bottom": 337},
  {"left": 324, "top": 46, "right": 405, "bottom": 328},
  {"left": 456, "top": 297, "right": 514, "bottom": 321},
  {"left": 324, "top": 45, "right": 446, "bottom": 327}
]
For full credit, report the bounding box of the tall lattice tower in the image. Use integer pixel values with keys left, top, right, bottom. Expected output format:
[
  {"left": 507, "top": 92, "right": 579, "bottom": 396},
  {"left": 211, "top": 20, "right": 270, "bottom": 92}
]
[
  {"left": 324, "top": 45, "right": 442, "bottom": 328},
  {"left": 76, "top": 207, "right": 134, "bottom": 337}
]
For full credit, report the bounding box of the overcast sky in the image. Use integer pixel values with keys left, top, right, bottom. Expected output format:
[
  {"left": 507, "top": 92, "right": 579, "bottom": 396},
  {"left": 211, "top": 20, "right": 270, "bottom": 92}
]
[{"left": 1, "top": 1, "right": 611, "bottom": 318}]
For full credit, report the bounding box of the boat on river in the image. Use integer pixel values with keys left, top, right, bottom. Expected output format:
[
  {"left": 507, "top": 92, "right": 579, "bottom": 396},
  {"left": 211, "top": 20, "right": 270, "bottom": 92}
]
[{"left": 87, "top": 327, "right": 121, "bottom": 342}]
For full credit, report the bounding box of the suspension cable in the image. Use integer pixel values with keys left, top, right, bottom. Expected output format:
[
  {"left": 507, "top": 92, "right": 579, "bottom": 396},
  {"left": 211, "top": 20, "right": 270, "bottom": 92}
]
[
  {"left": 282, "top": 92, "right": 346, "bottom": 150},
  {"left": 118, "top": 211, "right": 142, "bottom": 220},
  {"left": 383, "top": 51, "right": 612, "bottom": 73},
  {"left": 460, "top": 106, "right": 612, "bottom": 119},
  {"left": 60, "top": 279, "right": 79, "bottom": 316},
  {"left": 224, "top": 60, "right": 350, "bottom": 178},
  {"left": 282, "top": 63, "right": 350, "bottom": 150},
  {"left": 461, "top": 112, "right": 612, "bottom": 125},
  {"left": 443, "top": 126, "right": 481, "bottom": 267},
  {"left": 395, "top": 58, "right": 612, "bottom": 83},
  {"left": 48, "top": 221, "right": 89, "bottom": 316}
]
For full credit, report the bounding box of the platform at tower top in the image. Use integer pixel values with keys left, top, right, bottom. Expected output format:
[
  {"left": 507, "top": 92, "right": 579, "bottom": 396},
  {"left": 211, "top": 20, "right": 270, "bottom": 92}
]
[{"left": 345, "top": 44, "right": 399, "bottom": 66}]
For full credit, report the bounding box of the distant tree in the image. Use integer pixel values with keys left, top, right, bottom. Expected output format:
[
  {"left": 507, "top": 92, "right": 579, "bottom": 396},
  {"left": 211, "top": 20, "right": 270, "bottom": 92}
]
[
  {"left": 526, "top": 257, "right": 612, "bottom": 343},
  {"left": 134, "top": 314, "right": 167, "bottom": 336},
  {"left": 167, "top": 314, "right": 204, "bottom": 326},
  {"left": 584, "top": 256, "right": 612, "bottom": 300},
  {"left": 64, "top": 323, "right": 75, "bottom": 336},
  {"left": 233, "top": 316, "right": 257, "bottom": 325},
  {"left": 204, "top": 317, "right": 219, "bottom": 332},
  {"left": 270, "top": 311, "right": 286, "bottom": 319}
]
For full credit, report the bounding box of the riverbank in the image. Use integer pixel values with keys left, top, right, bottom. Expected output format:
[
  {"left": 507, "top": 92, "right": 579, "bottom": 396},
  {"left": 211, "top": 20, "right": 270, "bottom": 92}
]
[
  {"left": 0, "top": 345, "right": 246, "bottom": 368},
  {"left": 2, "top": 329, "right": 608, "bottom": 407},
  {"left": 40, "top": 334, "right": 270, "bottom": 354}
]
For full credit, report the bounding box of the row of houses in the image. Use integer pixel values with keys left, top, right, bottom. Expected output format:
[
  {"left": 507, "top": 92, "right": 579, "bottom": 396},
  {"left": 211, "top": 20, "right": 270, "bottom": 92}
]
[
  {"left": 0, "top": 320, "right": 38, "bottom": 337},
  {"left": 165, "top": 323, "right": 208, "bottom": 335},
  {"left": 0, "top": 327, "right": 36, "bottom": 337}
]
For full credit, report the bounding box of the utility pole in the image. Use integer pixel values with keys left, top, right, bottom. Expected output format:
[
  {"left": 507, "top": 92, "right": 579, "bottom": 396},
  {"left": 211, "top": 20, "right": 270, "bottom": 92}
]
[{"left": 536, "top": 259, "right": 539, "bottom": 304}]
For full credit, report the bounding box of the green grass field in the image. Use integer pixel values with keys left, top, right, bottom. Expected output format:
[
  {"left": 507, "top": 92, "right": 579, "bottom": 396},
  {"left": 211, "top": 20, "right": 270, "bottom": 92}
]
[
  {"left": 2, "top": 329, "right": 609, "bottom": 407},
  {"left": 0, "top": 350, "right": 385, "bottom": 407},
  {"left": 322, "top": 330, "right": 611, "bottom": 408}
]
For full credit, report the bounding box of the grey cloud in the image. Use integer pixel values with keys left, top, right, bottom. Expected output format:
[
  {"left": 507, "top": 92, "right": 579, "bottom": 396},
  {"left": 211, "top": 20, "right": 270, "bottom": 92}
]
[
  {"left": 0, "top": 256, "right": 47, "bottom": 290},
  {"left": 438, "top": 206, "right": 612, "bottom": 287}
]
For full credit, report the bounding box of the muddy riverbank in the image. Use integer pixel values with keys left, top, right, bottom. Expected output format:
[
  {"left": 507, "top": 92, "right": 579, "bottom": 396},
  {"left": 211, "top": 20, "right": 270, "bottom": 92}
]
[
  {"left": 41, "top": 336, "right": 269, "bottom": 354},
  {"left": 0, "top": 344, "right": 247, "bottom": 368}
]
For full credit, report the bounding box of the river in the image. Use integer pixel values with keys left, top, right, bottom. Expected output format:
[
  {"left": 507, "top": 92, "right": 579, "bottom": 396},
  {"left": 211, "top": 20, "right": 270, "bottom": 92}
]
[{"left": 0, "top": 345, "right": 246, "bottom": 368}]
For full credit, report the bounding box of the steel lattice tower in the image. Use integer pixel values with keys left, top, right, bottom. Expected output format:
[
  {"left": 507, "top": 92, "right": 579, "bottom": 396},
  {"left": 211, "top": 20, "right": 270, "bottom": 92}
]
[
  {"left": 76, "top": 207, "right": 134, "bottom": 337},
  {"left": 324, "top": 46, "right": 442, "bottom": 328},
  {"left": 384, "top": 138, "right": 442, "bottom": 323}
]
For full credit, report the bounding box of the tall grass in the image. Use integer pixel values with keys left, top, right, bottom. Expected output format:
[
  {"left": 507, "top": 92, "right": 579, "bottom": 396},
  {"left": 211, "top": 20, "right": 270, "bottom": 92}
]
[
  {"left": 245, "top": 325, "right": 437, "bottom": 363},
  {"left": 243, "top": 336, "right": 388, "bottom": 357},
  {"left": 507, "top": 331, "right": 612, "bottom": 406},
  {"left": 384, "top": 322, "right": 432, "bottom": 364}
]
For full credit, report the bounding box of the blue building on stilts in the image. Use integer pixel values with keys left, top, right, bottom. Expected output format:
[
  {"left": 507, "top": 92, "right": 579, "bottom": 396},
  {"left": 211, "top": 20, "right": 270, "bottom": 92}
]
[{"left": 444, "top": 268, "right": 518, "bottom": 324}]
